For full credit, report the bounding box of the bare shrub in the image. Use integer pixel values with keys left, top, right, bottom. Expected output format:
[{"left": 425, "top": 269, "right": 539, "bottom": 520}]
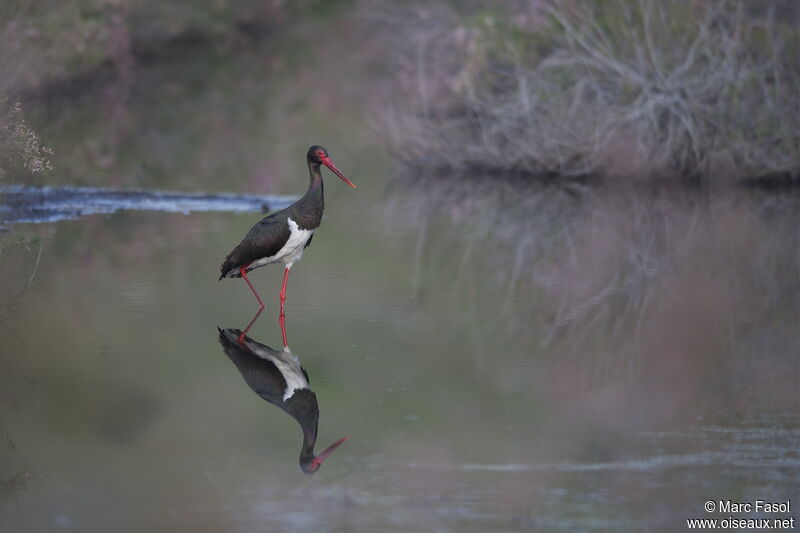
[
  {"left": 370, "top": 1, "right": 800, "bottom": 181},
  {"left": 0, "top": 96, "right": 53, "bottom": 179}
]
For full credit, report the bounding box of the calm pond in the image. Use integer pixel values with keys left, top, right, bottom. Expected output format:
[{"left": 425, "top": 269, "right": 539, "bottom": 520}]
[{"left": 1, "top": 17, "right": 798, "bottom": 533}]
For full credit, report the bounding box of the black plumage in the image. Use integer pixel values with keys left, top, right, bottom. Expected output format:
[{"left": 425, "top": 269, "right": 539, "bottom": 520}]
[
  {"left": 218, "top": 328, "right": 347, "bottom": 473},
  {"left": 219, "top": 214, "right": 294, "bottom": 280},
  {"left": 218, "top": 145, "right": 355, "bottom": 307}
]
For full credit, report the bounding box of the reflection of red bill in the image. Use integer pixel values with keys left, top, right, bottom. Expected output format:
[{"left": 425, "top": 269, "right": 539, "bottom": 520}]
[{"left": 310, "top": 435, "right": 350, "bottom": 470}]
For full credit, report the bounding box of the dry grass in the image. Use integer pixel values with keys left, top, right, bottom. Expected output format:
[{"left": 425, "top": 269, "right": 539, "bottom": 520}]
[{"left": 370, "top": 0, "right": 800, "bottom": 182}]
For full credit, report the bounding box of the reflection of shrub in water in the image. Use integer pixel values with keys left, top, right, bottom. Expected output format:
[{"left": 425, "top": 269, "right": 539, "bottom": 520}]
[
  {"left": 372, "top": 1, "right": 799, "bottom": 182},
  {"left": 384, "top": 177, "right": 799, "bottom": 415}
]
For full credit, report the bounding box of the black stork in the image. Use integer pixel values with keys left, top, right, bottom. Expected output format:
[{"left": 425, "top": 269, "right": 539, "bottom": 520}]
[
  {"left": 218, "top": 314, "right": 348, "bottom": 473},
  {"left": 219, "top": 145, "right": 356, "bottom": 308}
]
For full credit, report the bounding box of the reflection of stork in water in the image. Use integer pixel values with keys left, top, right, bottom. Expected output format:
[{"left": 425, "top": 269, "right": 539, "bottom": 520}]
[{"left": 217, "top": 309, "right": 348, "bottom": 473}]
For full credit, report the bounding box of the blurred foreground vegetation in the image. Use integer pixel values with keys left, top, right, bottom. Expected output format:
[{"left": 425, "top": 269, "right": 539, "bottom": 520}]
[
  {"left": 0, "top": 97, "right": 52, "bottom": 180},
  {"left": 0, "top": 0, "right": 348, "bottom": 94},
  {"left": 0, "top": 0, "right": 350, "bottom": 182},
  {"left": 374, "top": 0, "right": 800, "bottom": 183}
]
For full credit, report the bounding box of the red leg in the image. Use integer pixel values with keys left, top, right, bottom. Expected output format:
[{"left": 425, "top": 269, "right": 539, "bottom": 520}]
[
  {"left": 279, "top": 308, "right": 288, "bottom": 349},
  {"left": 238, "top": 306, "right": 264, "bottom": 344},
  {"left": 279, "top": 266, "right": 291, "bottom": 309},
  {"left": 240, "top": 265, "right": 265, "bottom": 309}
]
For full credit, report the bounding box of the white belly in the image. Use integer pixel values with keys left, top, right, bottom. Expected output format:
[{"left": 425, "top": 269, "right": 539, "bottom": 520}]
[
  {"left": 250, "top": 218, "right": 313, "bottom": 270},
  {"left": 246, "top": 342, "right": 310, "bottom": 401}
]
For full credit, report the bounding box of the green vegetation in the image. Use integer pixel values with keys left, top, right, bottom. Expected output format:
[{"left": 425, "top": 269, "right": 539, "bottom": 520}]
[
  {"left": 0, "top": 0, "right": 332, "bottom": 94},
  {"left": 0, "top": 0, "right": 280, "bottom": 182},
  {"left": 0, "top": 0, "right": 353, "bottom": 187},
  {"left": 375, "top": 0, "right": 800, "bottom": 182}
]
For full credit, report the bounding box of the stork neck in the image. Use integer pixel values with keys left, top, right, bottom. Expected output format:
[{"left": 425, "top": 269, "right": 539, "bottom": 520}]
[
  {"left": 299, "top": 425, "right": 318, "bottom": 467},
  {"left": 308, "top": 162, "right": 323, "bottom": 188},
  {"left": 290, "top": 162, "right": 324, "bottom": 230},
  {"left": 288, "top": 389, "right": 320, "bottom": 469},
  {"left": 302, "top": 162, "right": 324, "bottom": 201}
]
